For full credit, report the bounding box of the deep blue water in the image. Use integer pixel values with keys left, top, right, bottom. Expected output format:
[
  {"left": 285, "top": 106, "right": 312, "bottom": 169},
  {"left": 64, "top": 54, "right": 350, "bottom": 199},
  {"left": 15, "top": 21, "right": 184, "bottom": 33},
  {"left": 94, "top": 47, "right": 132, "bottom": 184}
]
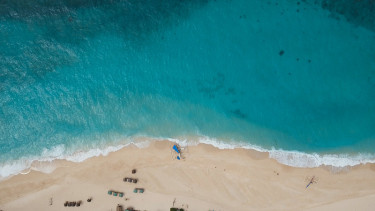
[{"left": 1, "top": 0, "right": 375, "bottom": 176}]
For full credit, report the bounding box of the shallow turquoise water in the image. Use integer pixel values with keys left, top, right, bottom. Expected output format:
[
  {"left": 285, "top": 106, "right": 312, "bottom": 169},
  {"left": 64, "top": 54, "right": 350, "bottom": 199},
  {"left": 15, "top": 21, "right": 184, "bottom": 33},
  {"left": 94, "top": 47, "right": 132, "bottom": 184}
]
[{"left": 1, "top": 0, "right": 375, "bottom": 176}]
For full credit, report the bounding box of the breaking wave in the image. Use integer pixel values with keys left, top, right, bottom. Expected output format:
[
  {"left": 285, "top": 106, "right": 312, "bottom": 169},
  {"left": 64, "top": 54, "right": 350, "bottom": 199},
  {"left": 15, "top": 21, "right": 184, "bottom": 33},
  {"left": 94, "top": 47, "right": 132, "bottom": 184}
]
[{"left": 1, "top": 136, "right": 374, "bottom": 181}]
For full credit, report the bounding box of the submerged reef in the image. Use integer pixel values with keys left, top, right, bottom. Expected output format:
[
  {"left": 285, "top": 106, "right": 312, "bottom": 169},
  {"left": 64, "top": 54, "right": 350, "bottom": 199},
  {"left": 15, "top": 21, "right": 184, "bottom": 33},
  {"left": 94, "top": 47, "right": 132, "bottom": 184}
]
[{"left": 312, "top": 0, "right": 375, "bottom": 32}]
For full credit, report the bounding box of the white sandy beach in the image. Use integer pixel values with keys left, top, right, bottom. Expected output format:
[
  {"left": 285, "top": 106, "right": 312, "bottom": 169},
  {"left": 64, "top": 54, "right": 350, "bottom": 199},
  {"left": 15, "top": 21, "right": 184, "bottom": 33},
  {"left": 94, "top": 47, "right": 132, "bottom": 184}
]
[{"left": 1, "top": 140, "right": 375, "bottom": 211}]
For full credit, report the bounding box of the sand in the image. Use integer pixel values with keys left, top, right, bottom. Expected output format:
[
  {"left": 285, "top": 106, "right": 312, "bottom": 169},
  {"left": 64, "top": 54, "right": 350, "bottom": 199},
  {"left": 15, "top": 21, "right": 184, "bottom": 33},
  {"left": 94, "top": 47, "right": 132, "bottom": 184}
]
[{"left": 1, "top": 140, "right": 375, "bottom": 211}]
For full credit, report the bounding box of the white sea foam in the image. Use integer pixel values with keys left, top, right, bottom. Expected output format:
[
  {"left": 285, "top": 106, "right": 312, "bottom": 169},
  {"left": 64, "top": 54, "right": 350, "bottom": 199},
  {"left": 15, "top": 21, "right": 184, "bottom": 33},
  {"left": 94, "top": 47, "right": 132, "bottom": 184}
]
[
  {"left": 268, "top": 150, "right": 375, "bottom": 168},
  {"left": 40, "top": 144, "right": 66, "bottom": 160},
  {"left": 0, "top": 143, "right": 125, "bottom": 180},
  {"left": 0, "top": 160, "right": 33, "bottom": 179},
  {"left": 0, "top": 145, "right": 66, "bottom": 179},
  {"left": 188, "top": 136, "right": 375, "bottom": 168},
  {"left": 1, "top": 136, "right": 375, "bottom": 180},
  {"left": 0, "top": 138, "right": 156, "bottom": 180},
  {"left": 64, "top": 144, "right": 126, "bottom": 162}
]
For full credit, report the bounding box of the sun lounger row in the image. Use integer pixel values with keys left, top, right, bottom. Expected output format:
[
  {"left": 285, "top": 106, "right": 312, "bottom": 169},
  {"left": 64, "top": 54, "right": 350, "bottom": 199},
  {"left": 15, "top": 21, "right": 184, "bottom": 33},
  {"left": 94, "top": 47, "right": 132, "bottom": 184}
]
[
  {"left": 133, "top": 188, "right": 144, "bottom": 193},
  {"left": 117, "top": 205, "right": 137, "bottom": 211},
  {"left": 170, "top": 208, "right": 184, "bottom": 211},
  {"left": 123, "top": 177, "right": 138, "bottom": 183},
  {"left": 125, "top": 207, "right": 137, "bottom": 211},
  {"left": 108, "top": 190, "right": 124, "bottom": 197},
  {"left": 64, "top": 201, "right": 82, "bottom": 207}
]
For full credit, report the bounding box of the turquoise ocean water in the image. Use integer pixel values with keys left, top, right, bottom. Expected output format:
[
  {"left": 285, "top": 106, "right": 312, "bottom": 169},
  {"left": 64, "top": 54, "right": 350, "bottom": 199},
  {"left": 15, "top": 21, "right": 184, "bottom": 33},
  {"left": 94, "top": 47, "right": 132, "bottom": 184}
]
[{"left": 1, "top": 0, "right": 375, "bottom": 178}]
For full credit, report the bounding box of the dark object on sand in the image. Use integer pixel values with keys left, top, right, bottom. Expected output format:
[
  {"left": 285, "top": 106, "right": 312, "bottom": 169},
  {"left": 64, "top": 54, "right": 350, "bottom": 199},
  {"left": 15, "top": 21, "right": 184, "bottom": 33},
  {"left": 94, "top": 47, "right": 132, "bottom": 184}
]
[
  {"left": 173, "top": 145, "right": 182, "bottom": 160},
  {"left": 76, "top": 201, "right": 81, "bottom": 207},
  {"left": 72, "top": 201, "right": 76, "bottom": 206},
  {"left": 170, "top": 208, "right": 184, "bottom": 211},
  {"left": 117, "top": 204, "right": 123, "bottom": 211},
  {"left": 87, "top": 197, "right": 92, "bottom": 202},
  {"left": 126, "top": 207, "right": 134, "bottom": 211},
  {"left": 64, "top": 201, "right": 69, "bottom": 207},
  {"left": 109, "top": 190, "right": 123, "bottom": 197},
  {"left": 123, "top": 177, "right": 137, "bottom": 183},
  {"left": 306, "top": 176, "right": 317, "bottom": 188},
  {"left": 132, "top": 169, "right": 136, "bottom": 174}
]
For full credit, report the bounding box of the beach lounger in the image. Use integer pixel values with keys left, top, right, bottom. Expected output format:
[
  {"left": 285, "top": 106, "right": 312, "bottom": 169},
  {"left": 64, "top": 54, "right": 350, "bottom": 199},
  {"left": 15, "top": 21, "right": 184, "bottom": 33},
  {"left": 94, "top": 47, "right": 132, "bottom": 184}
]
[
  {"left": 108, "top": 190, "right": 113, "bottom": 195},
  {"left": 119, "top": 192, "right": 124, "bottom": 197},
  {"left": 76, "top": 201, "right": 81, "bottom": 207},
  {"left": 64, "top": 201, "right": 68, "bottom": 207},
  {"left": 123, "top": 177, "right": 138, "bottom": 183},
  {"left": 132, "top": 169, "right": 136, "bottom": 174},
  {"left": 113, "top": 192, "right": 118, "bottom": 196},
  {"left": 133, "top": 188, "right": 144, "bottom": 193},
  {"left": 117, "top": 204, "right": 123, "bottom": 211}
]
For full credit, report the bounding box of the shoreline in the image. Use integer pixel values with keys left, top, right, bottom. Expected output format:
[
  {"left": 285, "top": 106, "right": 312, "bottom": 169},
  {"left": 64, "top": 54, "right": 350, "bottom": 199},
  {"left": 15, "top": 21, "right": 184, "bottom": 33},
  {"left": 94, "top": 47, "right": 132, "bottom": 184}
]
[
  {"left": 1, "top": 137, "right": 375, "bottom": 180},
  {"left": 1, "top": 140, "right": 375, "bottom": 210}
]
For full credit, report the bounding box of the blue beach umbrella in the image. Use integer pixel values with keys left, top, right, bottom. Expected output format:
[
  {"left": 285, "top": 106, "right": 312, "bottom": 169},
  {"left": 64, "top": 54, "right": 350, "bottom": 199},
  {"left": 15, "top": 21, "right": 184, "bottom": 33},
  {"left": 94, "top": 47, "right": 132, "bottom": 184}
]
[{"left": 173, "top": 145, "right": 180, "bottom": 153}]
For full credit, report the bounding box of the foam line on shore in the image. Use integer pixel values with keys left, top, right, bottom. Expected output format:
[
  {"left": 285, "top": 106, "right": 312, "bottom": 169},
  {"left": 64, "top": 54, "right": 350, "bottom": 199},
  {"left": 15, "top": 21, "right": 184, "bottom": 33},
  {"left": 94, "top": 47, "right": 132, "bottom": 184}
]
[
  {"left": 170, "top": 136, "right": 375, "bottom": 168},
  {"left": 191, "top": 136, "right": 375, "bottom": 168},
  {"left": 1, "top": 136, "right": 375, "bottom": 180}
]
